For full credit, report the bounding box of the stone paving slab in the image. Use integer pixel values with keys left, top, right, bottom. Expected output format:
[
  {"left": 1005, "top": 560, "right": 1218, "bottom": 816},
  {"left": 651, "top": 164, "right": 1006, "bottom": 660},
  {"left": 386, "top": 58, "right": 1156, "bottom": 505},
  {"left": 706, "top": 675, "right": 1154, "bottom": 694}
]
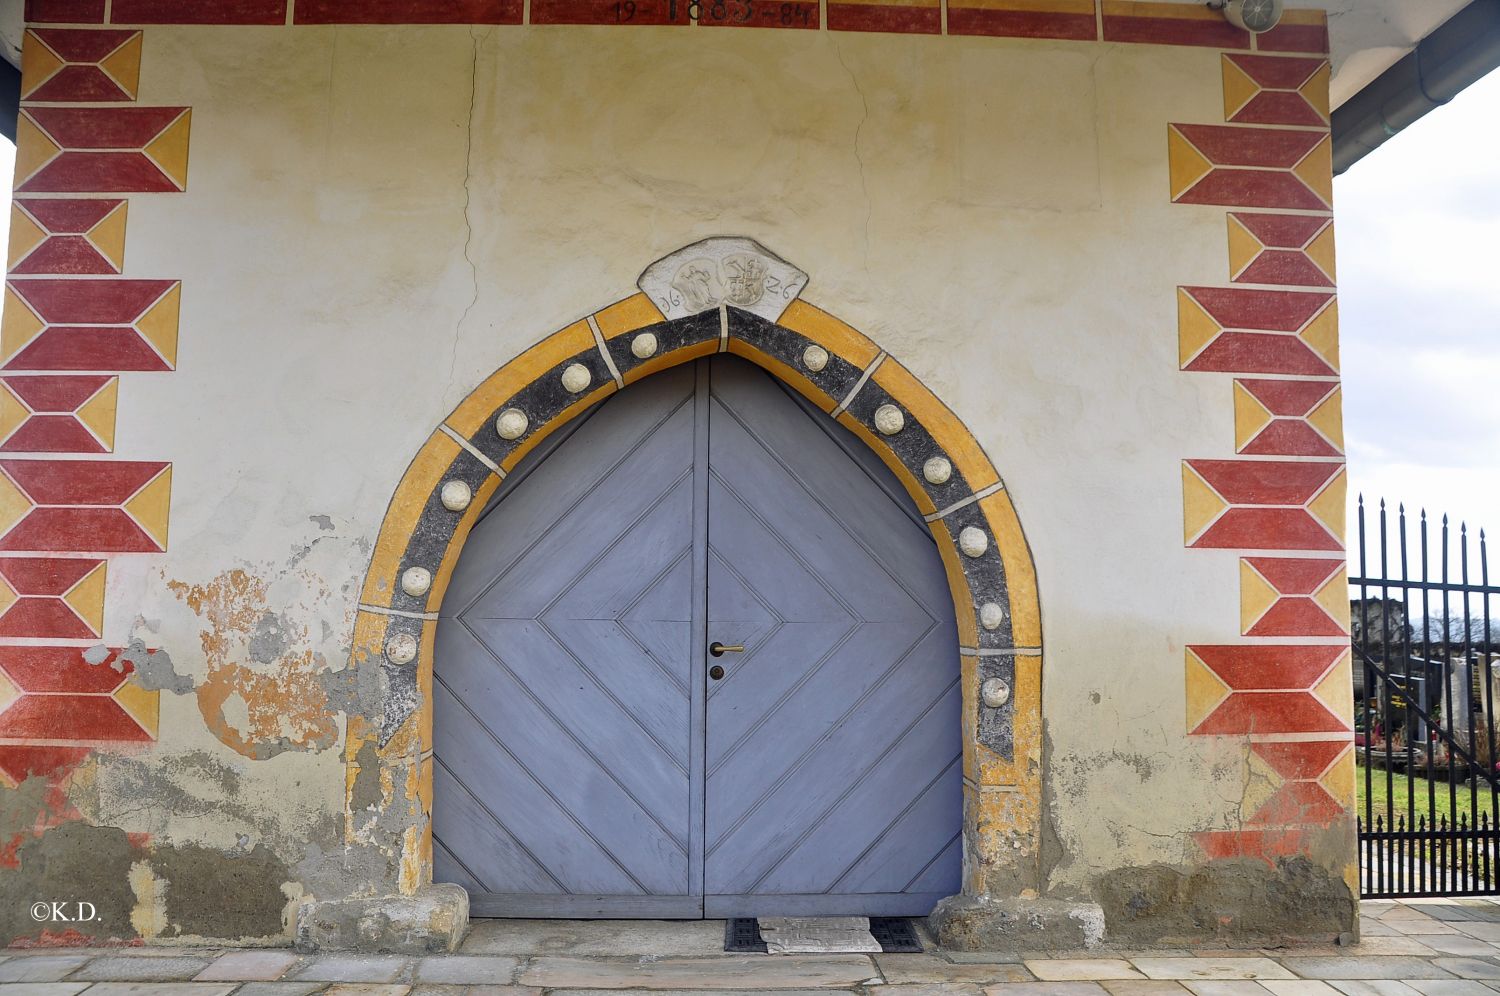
[
  {"left": 1183, "top": 982, "right": 1279, "bottom": 996},
  {"left": 83, "top": 985, "right": 237, "bottom": 995},
  {"left": 0, "top": 983, "right": 90, "bottom": 996},
  {"left": 0, "top": 957, "right": 90, "bottom": 983},
  {"left": 980, "top": 984, "right": 1109, "bottom": 995},
  {"left": 1327, "top": 982, "right": 1422, "bottom": 996},
  {"left": 292, "top": 955, "right": 409, "bottom": 983},
  {"left": 1262, "top": 981, "right": 1342, "bottom": 996},
  {"left": 1433, "top": 960, "right": 1500, "bottom": 980},
  {"left": 463, "top": 920, "right": 726, "bottom": 957},
  {"left": 322, "top": 985, "right": 412, "bottom": 995},
  {"left": 233, "top": 984, "right": 331, "bottom": 996},
  {"left": 1102, "top": 981, "right": 1193, "bottom": 995},
  {"left": 544, "top": 990, "right": 840, "bottom": 996},
  {"left": 518, "top": 954, "right": 881, "bottom": 989},
  {"left": 1406, "top": 982, "right": 1500, "bottom": 995},
  {"left": 195, "top": 948, "right": 302, "bottom": 981},
  {"left": 1281, "top": 958, "right": 1458, "bottom": 980},
  {"left": 875, "top": 954, "right": 1033, "bottom": 985},
  {"left": 1028, "top": 960, "right": 1145, "bottom": 981},
  {"left": 1132, "top": 959, "right": 1296, "bottom": 981},
  {"left": 68, "top": 955, "right": 213, "bottom": 981},
  {"left": 414, "top": 955, "right": 520, "bottom": 983}
]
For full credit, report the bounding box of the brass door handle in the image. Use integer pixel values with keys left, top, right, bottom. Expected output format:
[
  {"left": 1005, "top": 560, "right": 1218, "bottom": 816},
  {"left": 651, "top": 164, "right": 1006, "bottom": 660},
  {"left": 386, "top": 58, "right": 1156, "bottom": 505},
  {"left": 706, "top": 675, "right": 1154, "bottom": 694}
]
[{"left": 709, "top": 642, "right": 744, "bottom": 657}]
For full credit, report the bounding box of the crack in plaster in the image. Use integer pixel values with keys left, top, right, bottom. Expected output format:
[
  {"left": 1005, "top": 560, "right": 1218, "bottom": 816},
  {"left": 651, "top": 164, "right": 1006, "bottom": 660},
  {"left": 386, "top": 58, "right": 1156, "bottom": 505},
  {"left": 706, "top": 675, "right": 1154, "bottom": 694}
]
[
  {"left": 449, "top": 27, "right": 485, "bottom": 395},
  {"left": 833, "top": 40, "right": 873, "bottom": 269}
]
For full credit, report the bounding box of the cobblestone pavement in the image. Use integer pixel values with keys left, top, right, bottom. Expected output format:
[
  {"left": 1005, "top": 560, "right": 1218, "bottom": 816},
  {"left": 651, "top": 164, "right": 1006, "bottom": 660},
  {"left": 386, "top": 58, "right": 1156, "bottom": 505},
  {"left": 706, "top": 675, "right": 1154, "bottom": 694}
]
[{"left": 7, "top": 899, "right": 1500, "bottom": 995}]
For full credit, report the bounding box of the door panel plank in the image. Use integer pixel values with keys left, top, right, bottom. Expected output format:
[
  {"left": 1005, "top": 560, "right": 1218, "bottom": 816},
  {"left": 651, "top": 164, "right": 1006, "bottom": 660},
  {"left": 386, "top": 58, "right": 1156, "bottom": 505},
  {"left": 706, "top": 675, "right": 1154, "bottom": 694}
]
[{"left": 704, "top": 357, "right": 962, "bottom": 914}]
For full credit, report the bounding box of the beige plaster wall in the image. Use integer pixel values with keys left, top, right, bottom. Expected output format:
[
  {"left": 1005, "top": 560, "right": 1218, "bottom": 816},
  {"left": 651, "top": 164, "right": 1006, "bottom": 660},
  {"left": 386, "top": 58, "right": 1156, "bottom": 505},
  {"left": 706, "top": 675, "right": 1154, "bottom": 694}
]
[{"left": 97, "top": 23, "right": 1281, "bottom": 927}]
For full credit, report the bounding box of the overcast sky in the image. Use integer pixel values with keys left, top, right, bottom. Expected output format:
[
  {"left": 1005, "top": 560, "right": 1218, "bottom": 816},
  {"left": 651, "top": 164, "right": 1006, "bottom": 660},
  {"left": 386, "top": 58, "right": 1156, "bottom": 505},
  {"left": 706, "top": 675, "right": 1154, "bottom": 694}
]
[
  {"left": 0, "top": 69, "right": 1494, "bottom": 560},
  {"left": 1337, "top": 66, "right": 1500, "bottom": 566}
]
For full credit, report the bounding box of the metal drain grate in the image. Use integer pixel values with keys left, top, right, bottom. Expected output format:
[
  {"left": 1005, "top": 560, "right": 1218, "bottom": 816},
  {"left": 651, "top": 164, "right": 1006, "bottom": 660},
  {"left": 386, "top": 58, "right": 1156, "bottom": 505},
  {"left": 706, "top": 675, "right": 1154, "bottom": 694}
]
[
  {"left": 868, "top": 917, "right": 923, "bottom": 953},
  {"left": 724, "top": 917, "right": 922, "bottom": 953},
  {"left": 724, "top": 917, "right": 767, "bottom": 953}
]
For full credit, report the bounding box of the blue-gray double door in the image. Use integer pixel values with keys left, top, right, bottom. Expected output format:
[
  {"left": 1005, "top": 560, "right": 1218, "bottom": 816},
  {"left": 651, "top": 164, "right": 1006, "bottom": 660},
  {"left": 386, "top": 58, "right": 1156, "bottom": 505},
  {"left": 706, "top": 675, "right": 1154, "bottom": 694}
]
[{"left": 434, "top": 356, "right": 961, "bottom": 918}]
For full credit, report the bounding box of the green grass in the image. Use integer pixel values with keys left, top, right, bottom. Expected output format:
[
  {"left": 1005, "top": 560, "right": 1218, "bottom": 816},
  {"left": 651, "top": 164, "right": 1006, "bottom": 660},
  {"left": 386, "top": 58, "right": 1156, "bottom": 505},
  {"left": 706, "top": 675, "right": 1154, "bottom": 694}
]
[{"left": 1358, "top": 762, "right": 1497, "bottom": 828}]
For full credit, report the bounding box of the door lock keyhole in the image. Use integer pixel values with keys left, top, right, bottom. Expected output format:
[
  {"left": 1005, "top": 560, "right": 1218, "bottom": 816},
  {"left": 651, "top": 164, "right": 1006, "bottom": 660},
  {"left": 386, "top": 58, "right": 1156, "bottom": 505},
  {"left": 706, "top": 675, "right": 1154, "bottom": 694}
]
[{"left": 708, "top": 664, "right": 726, "bottom": 680}]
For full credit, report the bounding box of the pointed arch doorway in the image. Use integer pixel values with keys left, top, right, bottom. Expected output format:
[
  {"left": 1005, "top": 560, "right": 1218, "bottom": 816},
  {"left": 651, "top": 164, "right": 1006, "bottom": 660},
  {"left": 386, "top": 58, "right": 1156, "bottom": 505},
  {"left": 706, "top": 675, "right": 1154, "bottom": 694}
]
[{"left": 432, "top": 355, "right": 963, "bottom": 918}]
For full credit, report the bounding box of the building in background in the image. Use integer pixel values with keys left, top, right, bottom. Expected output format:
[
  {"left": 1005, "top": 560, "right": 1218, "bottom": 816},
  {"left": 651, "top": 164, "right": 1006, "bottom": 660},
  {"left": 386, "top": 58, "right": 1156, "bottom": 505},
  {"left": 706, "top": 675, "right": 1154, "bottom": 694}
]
[{"left": 0, "top": 0, "right": 1496, "bottom": 954}]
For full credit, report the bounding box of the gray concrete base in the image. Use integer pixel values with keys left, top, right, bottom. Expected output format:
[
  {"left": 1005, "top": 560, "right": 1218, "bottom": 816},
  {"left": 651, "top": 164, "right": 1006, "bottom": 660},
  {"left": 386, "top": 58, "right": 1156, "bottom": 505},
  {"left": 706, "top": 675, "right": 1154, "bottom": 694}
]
[
  {"left": 928, "top": 893, "right": 1107, "bottom": 952},
  {"left": 295, "top": 883, "right": 469, "bottom": 954}
]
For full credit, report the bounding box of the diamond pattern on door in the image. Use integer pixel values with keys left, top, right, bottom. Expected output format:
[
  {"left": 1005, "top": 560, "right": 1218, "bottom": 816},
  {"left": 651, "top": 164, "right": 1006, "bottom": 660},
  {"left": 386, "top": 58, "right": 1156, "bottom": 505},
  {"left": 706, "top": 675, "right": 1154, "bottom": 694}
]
[{"left": 433, "top": 357, "right": 961, "bottom": 918}]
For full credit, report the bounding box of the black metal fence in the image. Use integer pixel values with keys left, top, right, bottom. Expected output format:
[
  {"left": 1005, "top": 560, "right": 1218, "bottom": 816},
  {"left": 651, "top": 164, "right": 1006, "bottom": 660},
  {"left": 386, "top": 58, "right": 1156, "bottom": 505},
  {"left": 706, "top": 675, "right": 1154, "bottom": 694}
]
[{"left": 1354, "top": 497, "right": 1500, "bottom": 897}]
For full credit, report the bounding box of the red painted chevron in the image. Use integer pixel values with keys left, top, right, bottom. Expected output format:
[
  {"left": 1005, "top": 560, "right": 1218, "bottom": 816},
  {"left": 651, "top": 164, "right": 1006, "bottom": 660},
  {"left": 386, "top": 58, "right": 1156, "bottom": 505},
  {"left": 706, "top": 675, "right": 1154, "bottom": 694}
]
[
  {"left": 1192, "top": 691, "right": 1347, "bottom": 736},
  {"left": 1188, "top": 643, "right": 1344, "bottom": 690},
  {"left": 1250, "top": 739, "right": 1349, "bottom": 780},
  {"left": 1187, "top": 459, "right": 1341, "bottom": 506}
]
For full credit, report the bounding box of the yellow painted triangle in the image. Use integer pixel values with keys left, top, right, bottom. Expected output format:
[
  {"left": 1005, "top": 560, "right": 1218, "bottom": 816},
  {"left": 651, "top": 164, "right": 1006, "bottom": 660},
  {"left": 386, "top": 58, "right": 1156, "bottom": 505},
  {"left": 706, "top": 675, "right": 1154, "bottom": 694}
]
[
  {"left": 1307, "top": 468, "right": 1347, "bottom": 545},
  {"left": 87, "top": 202, "right": 129, "bottom": 272},
  {"left": 0, "top": 665, "right": 19, "bottom": 714},
  {"left": 1305, "top": 223, "right": 1336, "bottom": 283},
  {"left": 1293, "top": 135, "right": 1334, "bottom": 209},
  {"left": 7, "top": 207, "right": 47, "bottom": 271},
  {"left": 2, "top": 288, "right": 46, "bottom": 364},
  {"left": 1221, "top": 56, "right": 1261, "bottom": 121},
  {"left": 20, "top": 32, "right": 64, "bottom": 99},
  {"left": 64, "top": 561, "right": 108, "bottom": 637},
  {"left": 1227, "top": 214, "right": 1262, "bottom": 280},
  {"left": 1178, "top": 290, "right": 1222, "bottom": 368},
  {"left": 1314, "top": 565, "right": 1351, "bottom": 633},
  {"left": 1300, "top": 62, "right": 1332, "bottom": 123},
  {"left": 1312, "top": 649, "right": 1352, "bottom": 724},
  {"left": 1319, "top": 746, "right": 1355, "bottom": 808},
  {"left": 1299, "top": 300, "right": 1340, "bottom": 371},
  {"left": 13, "top": 115, "right": 62, "bottom": 189},
  {"left": 1244, "top": 747, "right": 1284, "bottom": 816},
  {"left": 0, "top": 383, "right": 31, "bottom": 445},
  {"left": 143, "top": 110, "right": 191, "bottom": 191},
  {"left": 124, "top": 466, "right": 172, "bottom": 551},
  {"left": 0, "top": 574, "right": 16, "bottom": 618},
  {"left": 135, "top": 283, "right": 180, "bottom": 368},
  {"left": 1185, "top": 648, "right": 1231, "bottom": 732},
  {"left": 1182, "top": 463, "right": 1227, "bottom": 544},
  {"left": 1233, "top": 381, "right": 1274, "bottom": 451},
  {"left": 1239, "top": 559, "right": 1280, "bottom": 635},
  {"left": 0, "top": 471, "right": 33, "bottom": 537},
  {"left": 113, "top": 680, "right": 160, "bottom": 739},
  {"left": 1168, "top": 126, "right": 1213, "bottom": 202},
  {"left": 1307, "top": 386, "right": 1344, "bottom": 452},
  {"left": 99, "top": 32, "right": 143, "bottom": 100},
  {"left": 77, "top": 377, "right": 119, "bottom": 451}
]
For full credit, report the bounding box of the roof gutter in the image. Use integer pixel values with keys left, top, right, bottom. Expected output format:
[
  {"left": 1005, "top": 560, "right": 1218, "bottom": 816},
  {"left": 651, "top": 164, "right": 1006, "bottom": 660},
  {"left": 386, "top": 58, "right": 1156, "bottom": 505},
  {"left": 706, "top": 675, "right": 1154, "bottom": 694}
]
[
  {"left": 1333, "top": 0, "right": 1500, "bottom": 174},
  {"left": 1, "top": 59, "right": 18, "bottom": 145}
]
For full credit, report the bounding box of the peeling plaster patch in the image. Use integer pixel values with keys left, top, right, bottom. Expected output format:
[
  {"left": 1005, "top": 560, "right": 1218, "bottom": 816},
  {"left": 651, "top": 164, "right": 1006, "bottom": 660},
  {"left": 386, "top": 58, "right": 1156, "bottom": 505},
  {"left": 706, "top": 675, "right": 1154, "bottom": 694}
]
[
  {"left": 0, "top": 822, "right": 143, "bottom": 943},
  {"left": 163, "top": 565, "right": 361, "bottom": 759},
  {"left": 196, "top": 653, "right": 338, "bottom": 760},
  {"left": 248, "top": 612, "right": 291, "bottom": 665},
  {"left": 113, "top": 639, "right": 193, "bottom": 694},
  {"left": 350, "top": 740, "right": 382, "bottom": 815},
  {"left": 155, "top": 840, "right": 290, "bottom": 939},
  {"left": 82, "top": 644, "right": 112, "bottom": 666},
  {"left": 1095, "top": 856, "right": 1356, "bottom": 946},
  {"left": 310, "top": 515, "right": 335, "bottom": 531}
]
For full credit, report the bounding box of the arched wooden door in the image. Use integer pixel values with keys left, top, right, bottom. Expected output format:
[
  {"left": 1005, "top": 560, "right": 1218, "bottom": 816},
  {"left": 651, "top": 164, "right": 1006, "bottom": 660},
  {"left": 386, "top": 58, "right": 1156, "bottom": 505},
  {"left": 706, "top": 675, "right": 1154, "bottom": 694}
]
[{"left": 433, "top": 355, "right": 962, "bottom": 918}]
